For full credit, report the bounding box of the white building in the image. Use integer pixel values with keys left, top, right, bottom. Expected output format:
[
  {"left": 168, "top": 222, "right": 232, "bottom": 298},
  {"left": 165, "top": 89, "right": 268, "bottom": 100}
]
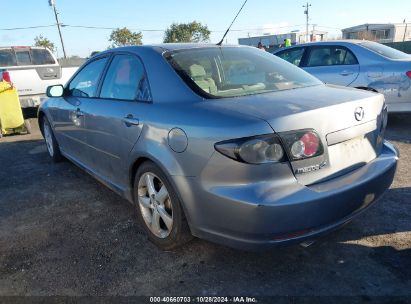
[
  {"left": 238, "top": 30, "right": 328, "bottom": 48},
  {"left": 342, "top": 23, "right": 411, "bottom": 43}
]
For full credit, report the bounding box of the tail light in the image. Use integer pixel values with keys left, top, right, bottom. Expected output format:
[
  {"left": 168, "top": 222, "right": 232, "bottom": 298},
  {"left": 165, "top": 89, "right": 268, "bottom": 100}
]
[
  {"left": 215, "top": 134, "right": 286, "bottom": 164},
  {"left": 2, "top": 71, "right": 11, "bottom": 83},
  {"left": 406, "top": 71, "right": 411, "bottom": 79},
  {"left": 215, "top": 129, "right": 324, "bottom": 164},
  {"left": 279, "top": 130, "right": 324, "bottom": 161}
]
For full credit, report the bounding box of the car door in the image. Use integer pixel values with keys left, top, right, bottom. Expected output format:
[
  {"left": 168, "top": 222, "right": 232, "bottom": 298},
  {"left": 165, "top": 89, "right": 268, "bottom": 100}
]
[
  {"left": 81, "top": 53, "right": 152, "bottom": 188},
  {"left": 302, "top": 45, "right": 360, "bottom": 86},
  {"left": 275, "top": 47, "right": 306, "bottom": 67},
  {"left": 52, "top": 56, "right": 109, "bottom": 166}
]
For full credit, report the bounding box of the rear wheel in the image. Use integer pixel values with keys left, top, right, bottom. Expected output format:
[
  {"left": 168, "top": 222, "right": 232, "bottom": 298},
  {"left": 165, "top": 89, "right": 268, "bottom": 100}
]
[
  {"left": 134, "top": 161, "right": 192, "bottom": 250},
  {"left": 43, "top": 117, "right": 63, "bottom": 162}
]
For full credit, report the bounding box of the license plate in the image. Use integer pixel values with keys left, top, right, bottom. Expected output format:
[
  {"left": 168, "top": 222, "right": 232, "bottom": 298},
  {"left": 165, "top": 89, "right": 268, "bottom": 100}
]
[{"left": 340, "top": 135, "right": 375, "bottom": 163}]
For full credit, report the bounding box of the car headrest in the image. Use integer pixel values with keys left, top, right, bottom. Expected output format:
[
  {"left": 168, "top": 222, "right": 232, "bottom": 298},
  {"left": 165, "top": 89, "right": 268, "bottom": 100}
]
[{"left": 189, "top": 64, "right": 206, "bottom": 80}]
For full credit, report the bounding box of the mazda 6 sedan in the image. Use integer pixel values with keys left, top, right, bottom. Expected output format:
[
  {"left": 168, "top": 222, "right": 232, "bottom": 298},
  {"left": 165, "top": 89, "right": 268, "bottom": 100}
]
[
  {"left": 273, "top": 40, "right": 411, "bottom": 113},
  {"left": 39, "top": 44, "right": 398, "bottom": 250}
]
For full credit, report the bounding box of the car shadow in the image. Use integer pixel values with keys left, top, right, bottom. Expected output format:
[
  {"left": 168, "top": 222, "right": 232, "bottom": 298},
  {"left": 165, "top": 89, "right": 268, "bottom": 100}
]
[{"left": 385, "top": 113, "right": 411, "bottom": 144}]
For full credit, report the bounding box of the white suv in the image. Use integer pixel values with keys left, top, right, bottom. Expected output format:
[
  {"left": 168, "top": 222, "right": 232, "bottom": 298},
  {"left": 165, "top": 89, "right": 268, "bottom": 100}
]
[{"left": 0, "top": 46, "right": 78, "bottom": 108}]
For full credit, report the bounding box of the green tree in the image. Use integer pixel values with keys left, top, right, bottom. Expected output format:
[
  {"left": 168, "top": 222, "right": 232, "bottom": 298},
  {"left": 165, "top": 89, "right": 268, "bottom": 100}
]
[
  {"left": 163, "top": 21, "right": 210, "bottom": 43},
  {"left": 34, "top": 35, "right": 56, "bottom": 52},
  {"left": 108, "top": 27, "right": 143, "bottom": 48}
]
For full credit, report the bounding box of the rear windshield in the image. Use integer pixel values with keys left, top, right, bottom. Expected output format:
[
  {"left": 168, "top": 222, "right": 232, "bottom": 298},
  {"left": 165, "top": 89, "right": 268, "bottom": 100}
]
[
  {"left": 360, "top": 42, "right": 411, "bottom": 60},
  {"left": 0, "top": 48, "right": 56, "bottom": 67},
  {"left": 165, "top": 47, "right": 322, "bottom": 98}
]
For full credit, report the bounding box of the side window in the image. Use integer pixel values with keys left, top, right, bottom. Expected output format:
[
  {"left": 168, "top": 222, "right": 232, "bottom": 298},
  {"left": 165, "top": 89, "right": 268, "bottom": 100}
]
[
  {"left": 277, "top": 48, "right": 305, "bottom": 66},
  {"left": 67, "top": 57, "right": 108, "bottom": 98},
  {"left": 31, "top": 49, "right": 56, "bottom": 65},
  {"left": 100, "top": 54, "right": 151, "bottom": 101},
  {"left": 0, "top": 49, "right": 17, "bottom": 67},
  {"left": 307, "top": 46, "right": 358, "bottom": 67},
  {"left": 15, "top": 51, "right": 31, "bottom": 65},
  {"left": 344, "top": 50, "right": 358, "bottom": 65}
]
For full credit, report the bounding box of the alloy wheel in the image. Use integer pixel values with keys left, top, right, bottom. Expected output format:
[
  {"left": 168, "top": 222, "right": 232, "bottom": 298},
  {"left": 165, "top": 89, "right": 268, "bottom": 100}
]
[
  {"left": 137, "top": 172, "right": 173, "bottom": 238},
  {"left": 43, "top": 121, "right": 54, "bottom": 157}
]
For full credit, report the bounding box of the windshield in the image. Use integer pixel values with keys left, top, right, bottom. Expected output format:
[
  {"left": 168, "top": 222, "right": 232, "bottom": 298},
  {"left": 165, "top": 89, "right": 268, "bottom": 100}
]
[
  {"left": 165, "top": 47, "right": 322, "bottom": 98},
  {"left": 360, "top": 41, "right": 411, "bottom": 60}
]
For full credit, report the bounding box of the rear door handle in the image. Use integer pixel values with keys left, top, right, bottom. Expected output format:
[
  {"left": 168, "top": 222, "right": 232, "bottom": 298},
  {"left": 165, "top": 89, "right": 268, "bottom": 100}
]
[
  {"left": 122, "top": 114, "right": 139, "bottom": 126},
  {"left": 340, "top": 70, "right": 353, "bottom": 76}
]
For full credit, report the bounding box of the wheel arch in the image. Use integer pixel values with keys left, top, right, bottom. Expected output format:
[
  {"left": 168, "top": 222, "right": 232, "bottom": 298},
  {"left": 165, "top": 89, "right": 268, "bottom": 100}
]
[
  {"left": 128, "top": 153, "right": 193, "bottom": 228},
  {"left": 355, "top": 86, "right": 378, "bottom": 93},
  {"left": 128, "top": 153, "right": 182, "bottom": 201},
  {"left": 37, "top": 110, "right": 46, "bottom": 136}
]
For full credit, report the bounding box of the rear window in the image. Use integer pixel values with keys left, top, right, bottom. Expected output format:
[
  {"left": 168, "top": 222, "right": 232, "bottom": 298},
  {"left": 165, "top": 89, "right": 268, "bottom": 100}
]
[
  {"left": 360, "top": 42, "right": 411, "bottom": 60},
  {"left": 0, "top": 48, "right": 56, "bottom": 67},
  {"left": 165, "top": 47, "right": 322, "bottom": 99}
]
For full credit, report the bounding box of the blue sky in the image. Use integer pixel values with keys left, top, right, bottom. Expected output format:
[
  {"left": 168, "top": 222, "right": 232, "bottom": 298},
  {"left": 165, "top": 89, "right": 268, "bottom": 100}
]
[{"left": 1, "top": 0, "right": 410, "bottom": 57}]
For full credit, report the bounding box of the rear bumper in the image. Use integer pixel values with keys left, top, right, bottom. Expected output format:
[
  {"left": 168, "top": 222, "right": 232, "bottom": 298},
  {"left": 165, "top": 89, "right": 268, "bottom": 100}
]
[
  {"left": 174, "top": 141, "right": 398, "bottom": 250},
  {"left": 19, "top": 94, "right": 46, "bottom": 108}
]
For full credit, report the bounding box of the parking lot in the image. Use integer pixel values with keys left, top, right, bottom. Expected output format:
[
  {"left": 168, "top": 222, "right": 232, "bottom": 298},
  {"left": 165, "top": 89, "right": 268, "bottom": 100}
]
[{"left": 0, "top": 116, "right": 410, "bottom": 297}]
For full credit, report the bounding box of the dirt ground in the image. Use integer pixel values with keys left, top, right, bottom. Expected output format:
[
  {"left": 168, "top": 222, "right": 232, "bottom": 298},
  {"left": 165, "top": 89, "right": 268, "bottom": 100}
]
[{"left": 0, "top": 116, "right": 410, "bottom": 298}]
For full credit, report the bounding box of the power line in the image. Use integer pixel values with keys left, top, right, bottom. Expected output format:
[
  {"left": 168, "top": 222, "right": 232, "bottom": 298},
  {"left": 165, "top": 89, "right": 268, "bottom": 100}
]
[
  {"left": 0, "top": 23, "right": 309, "bottom": 33},
  {"left": 0, "top": 25, "right": 55, "bottom": 30}
]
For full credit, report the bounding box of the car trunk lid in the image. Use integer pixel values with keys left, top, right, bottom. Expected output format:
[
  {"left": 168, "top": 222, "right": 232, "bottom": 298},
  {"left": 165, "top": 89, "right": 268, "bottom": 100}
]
[{"left": 208, "top": 84, "right": 386, "bottom": 185}]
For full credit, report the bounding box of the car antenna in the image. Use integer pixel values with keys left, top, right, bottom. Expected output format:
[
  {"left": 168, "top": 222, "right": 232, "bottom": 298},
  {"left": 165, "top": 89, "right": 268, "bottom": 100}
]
[{"left": 216, "top": 0, "right": 248, "bottom": 46}]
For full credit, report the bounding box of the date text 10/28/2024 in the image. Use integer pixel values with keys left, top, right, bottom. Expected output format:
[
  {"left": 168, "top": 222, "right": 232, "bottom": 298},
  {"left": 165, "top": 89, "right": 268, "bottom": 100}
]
[{"left": 150, "top": 297, "right": 258, "bottom": 303}]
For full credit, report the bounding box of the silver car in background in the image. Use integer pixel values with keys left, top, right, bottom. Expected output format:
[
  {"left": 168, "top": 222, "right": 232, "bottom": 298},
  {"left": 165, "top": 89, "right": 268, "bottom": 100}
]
[
  {"left": 273, "top": 41, "right": 411, "bottom": 113},
  {"left": 39, "top": 44, "right": 398, "bottom": 250}
]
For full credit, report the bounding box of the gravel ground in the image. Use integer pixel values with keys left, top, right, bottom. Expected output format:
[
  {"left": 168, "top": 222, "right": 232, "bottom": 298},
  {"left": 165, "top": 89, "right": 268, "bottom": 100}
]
[{"left": 0, "top": 116, "right": 410, "bottom": 297}]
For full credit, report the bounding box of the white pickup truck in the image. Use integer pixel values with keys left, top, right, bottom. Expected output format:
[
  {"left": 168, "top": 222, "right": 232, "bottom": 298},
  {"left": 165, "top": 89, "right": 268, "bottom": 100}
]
[{"left": 0, "top": 46, "right": 79, "bottom": 108}]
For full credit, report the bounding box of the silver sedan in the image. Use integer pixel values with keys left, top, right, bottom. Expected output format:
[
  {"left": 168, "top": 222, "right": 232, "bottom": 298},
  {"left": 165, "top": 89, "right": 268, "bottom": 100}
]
[
  {"left": 273, "top": 40, "right": 411, "bottom": 113},
  {"left": 39, "top": 44, "right": 398, "bottom": 250}
]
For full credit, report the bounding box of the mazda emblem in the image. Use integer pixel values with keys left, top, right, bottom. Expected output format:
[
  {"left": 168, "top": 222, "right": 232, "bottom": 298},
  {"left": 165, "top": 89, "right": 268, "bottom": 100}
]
[{"left": 354, "top": 107, "right": 364, "bottom": 121}]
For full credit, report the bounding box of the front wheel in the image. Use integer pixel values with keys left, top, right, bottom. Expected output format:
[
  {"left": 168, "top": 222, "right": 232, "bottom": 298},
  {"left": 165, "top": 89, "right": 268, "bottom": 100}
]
[
  {"left": 134, "top": 161, "right": 192, "bottom": 250},
  {"left": 42, "top": 117, "right": 63, "bottom": 162}
]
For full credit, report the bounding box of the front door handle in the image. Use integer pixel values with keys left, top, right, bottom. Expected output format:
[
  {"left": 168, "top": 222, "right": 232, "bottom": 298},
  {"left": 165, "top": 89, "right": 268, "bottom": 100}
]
[
  {"left": 122, "top": 114, "right": 139, "bottom": 126},
  {"left": 75, "top": 108, "right": 84, "bottom": 117}
]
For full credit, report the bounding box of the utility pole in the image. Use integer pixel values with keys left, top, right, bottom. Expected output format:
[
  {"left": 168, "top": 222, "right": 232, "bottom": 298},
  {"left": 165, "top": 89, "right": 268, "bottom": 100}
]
[
  {"left": 303, "top": 2, "right": 311, "bottom": 43},
  {"left": 49, "top": 0, "right": 67, "bottom": 58},
  {"left": 311, "top": 24, "right": 317, "bottom": 41}
]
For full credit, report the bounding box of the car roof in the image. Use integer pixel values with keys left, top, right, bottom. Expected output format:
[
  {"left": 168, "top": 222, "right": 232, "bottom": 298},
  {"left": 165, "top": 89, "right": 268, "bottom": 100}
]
[
  {"left": 274, "top": 40, "right": 368, "bottom": 51},
  {"left": 0, "top": 46, "right": 49, "bottom": 49},
  {"left": 103, "top": 43, "right": 250, "bottom": 55},
  {"left": 296, "top": 40, "right": 365, "bottom": 47},
  {"left": 271, "top": 40, "right": 369, "bottom": 54}
]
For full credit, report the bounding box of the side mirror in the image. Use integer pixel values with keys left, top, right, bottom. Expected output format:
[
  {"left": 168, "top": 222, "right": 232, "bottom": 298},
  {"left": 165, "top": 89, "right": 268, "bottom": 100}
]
[{"left": 46, "top": 84, "right": 64, "bottom": 97}]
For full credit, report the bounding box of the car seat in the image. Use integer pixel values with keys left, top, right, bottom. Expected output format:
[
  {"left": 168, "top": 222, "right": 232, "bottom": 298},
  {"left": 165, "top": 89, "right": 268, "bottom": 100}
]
[
  {"left": 321, "top": 54, "right": 332, "bottom": 66},
  {"left": 188, "top": 64, "right": 217, "bottom": 94}
]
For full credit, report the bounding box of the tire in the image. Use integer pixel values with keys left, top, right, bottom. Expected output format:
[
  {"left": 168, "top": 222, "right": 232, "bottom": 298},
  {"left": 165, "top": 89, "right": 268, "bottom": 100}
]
[
  {"left": 134, "top": 161, "right": 192, "bottom": 250},
  {"left": 42, "top": 117, "right": 63, "bottom": 162}
]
